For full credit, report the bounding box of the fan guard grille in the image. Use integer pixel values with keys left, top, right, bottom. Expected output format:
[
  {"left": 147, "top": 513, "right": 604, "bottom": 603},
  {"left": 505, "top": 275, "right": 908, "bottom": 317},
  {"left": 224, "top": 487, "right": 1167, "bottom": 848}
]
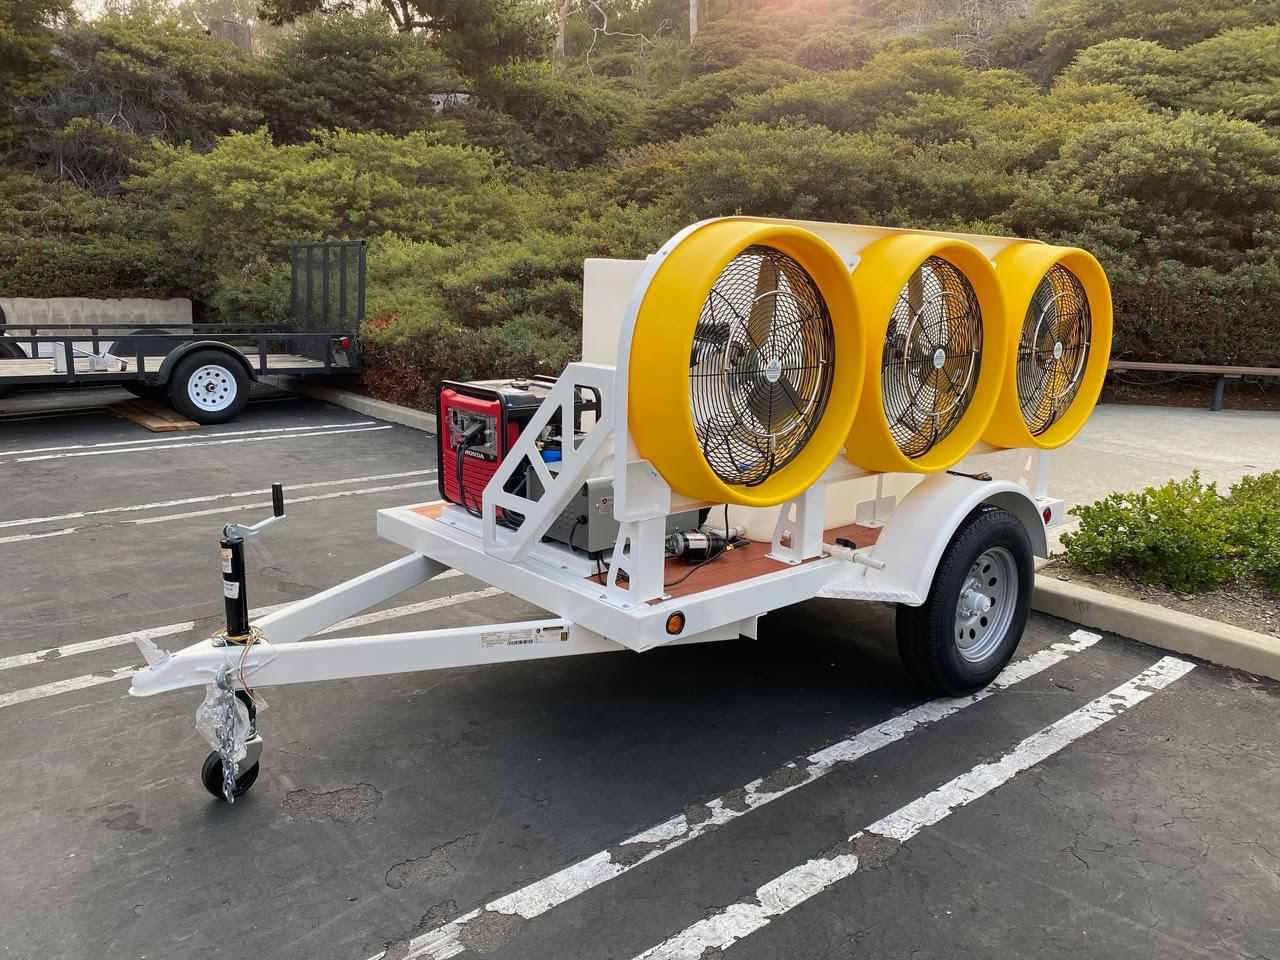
[
  {"left": 1018, "top": 264, "right": 1091, "bottom": 436},
  {"left": 881, "top": 256, "right": 983, "bottom": 459},
  {"left": 689, "top": 245, "right": 836, "bottom": 486}
]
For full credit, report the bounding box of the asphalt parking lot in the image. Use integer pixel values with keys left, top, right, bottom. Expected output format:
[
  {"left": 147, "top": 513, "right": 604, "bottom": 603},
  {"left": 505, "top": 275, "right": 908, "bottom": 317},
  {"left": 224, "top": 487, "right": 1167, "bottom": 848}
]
[{"left": 2, "top": 392, "right": 1278, "bottom": 960}]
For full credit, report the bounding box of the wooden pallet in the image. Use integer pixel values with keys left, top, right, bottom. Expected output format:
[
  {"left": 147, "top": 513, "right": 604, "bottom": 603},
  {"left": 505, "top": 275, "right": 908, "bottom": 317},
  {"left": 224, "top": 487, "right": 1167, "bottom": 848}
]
[{"left": 108, "top": 400, "right": 200, "bottom": 433}]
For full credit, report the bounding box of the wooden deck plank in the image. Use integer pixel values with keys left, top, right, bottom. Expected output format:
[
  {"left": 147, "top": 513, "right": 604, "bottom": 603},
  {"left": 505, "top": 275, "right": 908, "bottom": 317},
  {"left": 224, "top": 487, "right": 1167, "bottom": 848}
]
[
  {"left": 108, "top": 400, "right": 200, "bottom": 432},
  {"left": 0, "top": 353, "right": 329, "bottom": 380}
]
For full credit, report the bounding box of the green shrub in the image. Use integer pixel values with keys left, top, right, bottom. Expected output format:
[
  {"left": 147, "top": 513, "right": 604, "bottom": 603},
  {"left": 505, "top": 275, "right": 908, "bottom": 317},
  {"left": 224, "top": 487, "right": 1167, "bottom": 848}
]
[
  {"left": 1061, "top": 470, "right": 1280, "bottom": 593},
  {"left": 640, "top": 60, "right": 811, "bottom": 142},
  {"left": 1227, "top": 473, "right": 1280, "bottom": 590},
  {"left": 259, "top": 13, "right": 461, "bottom": 144},
  {"left": 467, "top": 63, "right": 638, "bottom": 169},
  {"left": 792, "top": 30, "right": 874, "bottom": 72},
  {"left": 0, "top": 169, "right": 189, "bottom": 298}
]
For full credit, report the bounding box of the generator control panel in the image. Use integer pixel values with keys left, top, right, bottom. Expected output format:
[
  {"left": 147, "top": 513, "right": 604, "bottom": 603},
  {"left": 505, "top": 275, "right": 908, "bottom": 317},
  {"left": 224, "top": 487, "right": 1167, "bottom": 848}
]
[{"left": 445, "top": 404, "right": 498, "bottom": 460}]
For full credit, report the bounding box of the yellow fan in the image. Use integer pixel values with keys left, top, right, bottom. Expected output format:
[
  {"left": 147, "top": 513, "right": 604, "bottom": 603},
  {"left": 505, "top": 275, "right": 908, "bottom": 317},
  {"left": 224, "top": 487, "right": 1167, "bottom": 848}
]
[{"left": 630, "top": 219, "right": 866, "bottom": 506}]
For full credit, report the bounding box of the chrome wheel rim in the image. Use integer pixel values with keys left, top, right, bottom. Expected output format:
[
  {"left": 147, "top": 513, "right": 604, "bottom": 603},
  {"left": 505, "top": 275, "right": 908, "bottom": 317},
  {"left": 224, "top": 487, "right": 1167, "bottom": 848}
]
[
  {"left": 954, "top": 545, "right": 1017, "bottom": 664},
  {"left": 187, "top": 364, "right": 237, "bottom": 413}
]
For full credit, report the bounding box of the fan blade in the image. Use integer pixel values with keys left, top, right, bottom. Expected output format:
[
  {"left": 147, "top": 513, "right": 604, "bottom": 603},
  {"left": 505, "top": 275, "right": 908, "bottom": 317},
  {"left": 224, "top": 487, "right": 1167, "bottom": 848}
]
[
  {"left": 777, "top": 376, "right": 806, "bottom": 423},
  {"left": 747, "top": 254, "right": 779, "bottom": 351}
]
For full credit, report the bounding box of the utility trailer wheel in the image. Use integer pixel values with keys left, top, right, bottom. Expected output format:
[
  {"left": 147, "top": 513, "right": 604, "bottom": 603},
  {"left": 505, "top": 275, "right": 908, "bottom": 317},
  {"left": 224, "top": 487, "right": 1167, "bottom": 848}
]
[
  {"left": 201, "top": 752, "right": 260, "bottom": 800},
  {"left": 169, "top": 349, "right": 249, "bottom": 424},
  {"left": 896, "top": 505, "right": 1033, "bottom": 696}
]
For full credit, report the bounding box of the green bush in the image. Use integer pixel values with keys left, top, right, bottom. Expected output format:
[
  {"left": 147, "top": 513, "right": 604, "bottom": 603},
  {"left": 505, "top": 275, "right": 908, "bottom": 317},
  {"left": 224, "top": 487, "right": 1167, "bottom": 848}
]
[
  {"left": 640, "top": 60, "right": 811, "bottom": 142},
  {"left": 1061, "top": 470, "right": 1280, "bottom": 593},
  {"left": 466, "top": 63, "right": 638, "bottom": 169},
  {"left": 258, "top": 13, "right": 461, "bottom": 144},
  {"left": 0, "top": 169, "right": 189, "bottom": 298},
  {"left": 123, "top": 128, "right": 525, "bottom": 321}
]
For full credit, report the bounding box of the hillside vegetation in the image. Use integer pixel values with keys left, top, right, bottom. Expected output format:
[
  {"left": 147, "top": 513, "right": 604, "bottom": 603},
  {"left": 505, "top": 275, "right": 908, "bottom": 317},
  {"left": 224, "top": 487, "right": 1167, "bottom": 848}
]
[{"left": 3, "top": 0, "right": 1280, "bottom": 404}]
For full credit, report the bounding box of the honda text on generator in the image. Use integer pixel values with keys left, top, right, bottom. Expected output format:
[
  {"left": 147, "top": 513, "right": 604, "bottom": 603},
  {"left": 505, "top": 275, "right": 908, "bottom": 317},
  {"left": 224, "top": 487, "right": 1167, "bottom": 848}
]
[{"left": 126, "top": 216, "right": 1111, "bottom": 802}]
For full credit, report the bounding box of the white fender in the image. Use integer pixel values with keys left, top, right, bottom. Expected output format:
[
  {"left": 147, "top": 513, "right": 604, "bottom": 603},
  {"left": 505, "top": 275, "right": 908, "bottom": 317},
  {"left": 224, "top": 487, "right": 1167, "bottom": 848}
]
[{"left": 819, "top": 472, "right": 1047, "bottom": 606}]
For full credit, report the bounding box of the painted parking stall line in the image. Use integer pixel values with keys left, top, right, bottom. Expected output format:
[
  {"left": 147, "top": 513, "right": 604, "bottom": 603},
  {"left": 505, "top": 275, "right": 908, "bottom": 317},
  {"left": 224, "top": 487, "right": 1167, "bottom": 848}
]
[
  {"left": 0, "top": 570, "right": 466, "bottom": 674},
  {"left": 631, "top": 656, "right": 1197, "bottom": 960},
  {"left": 376, "top": 630, "right": 1104, "bottom": 960},
  {"left": 0, "top": 575, "right": 495, "bottom": 710},
  {"left": 0, "top": 527, "right": 77, "bottom": 546},
  {"left": 0, "top": 666, "right": 139, "bottom": 710},
  {"left": 0, "top": 469, "right": 435, "bottom": 531},
  {"left": 0, "top": 420, "right": 375, "bottom": 459},
  {"left": 10, "top": 424, "right": 391, "bottom": 464},
  {"left": 127, "top": 479, "right": 437, "bottom": 526}
]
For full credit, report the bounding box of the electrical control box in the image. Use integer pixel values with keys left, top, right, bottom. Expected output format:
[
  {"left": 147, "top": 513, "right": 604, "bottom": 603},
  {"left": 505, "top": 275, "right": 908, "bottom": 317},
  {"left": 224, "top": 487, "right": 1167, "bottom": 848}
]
[{"left": 527, "top": 462, "right": 702, "bottom": 555}]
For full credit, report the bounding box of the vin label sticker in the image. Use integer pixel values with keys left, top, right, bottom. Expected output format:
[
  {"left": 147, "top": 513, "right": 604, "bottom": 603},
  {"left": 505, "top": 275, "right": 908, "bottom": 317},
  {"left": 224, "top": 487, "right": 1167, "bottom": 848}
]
[{"left": 480, "top": 627, "right": 568, "bottom": 649}]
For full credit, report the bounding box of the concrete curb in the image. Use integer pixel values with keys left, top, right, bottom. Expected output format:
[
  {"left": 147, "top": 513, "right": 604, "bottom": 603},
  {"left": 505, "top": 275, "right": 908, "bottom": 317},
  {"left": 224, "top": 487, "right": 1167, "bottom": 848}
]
[
  {"left": 1033, "top": 575, "right": 1280, "bottom": 680},
  {"left": 264, "top": 376, "right": 437, "bottom": 433}
]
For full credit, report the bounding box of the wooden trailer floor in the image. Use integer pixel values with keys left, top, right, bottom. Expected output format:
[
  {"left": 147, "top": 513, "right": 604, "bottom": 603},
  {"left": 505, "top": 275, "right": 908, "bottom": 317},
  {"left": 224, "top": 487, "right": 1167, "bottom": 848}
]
[{"left": 0, "top": 354, "right": 330, "bottom": 379}]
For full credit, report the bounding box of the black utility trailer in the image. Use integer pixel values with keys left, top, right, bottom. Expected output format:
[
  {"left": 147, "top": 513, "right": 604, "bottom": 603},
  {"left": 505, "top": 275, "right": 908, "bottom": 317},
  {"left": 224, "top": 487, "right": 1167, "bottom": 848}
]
[{"left": 0, "top": 240, "right": 365, "bottom": 424}]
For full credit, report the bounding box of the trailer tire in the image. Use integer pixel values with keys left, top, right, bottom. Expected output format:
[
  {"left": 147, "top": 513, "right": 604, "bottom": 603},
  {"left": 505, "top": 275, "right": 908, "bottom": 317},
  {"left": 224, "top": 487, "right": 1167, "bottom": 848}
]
[
  {"left": 169, "top": 349, "right": 249, "bottom": 424},
  {"left": 896, "top": 505, "right": 1033, "bottom": 696},
  {"left": 201, "top": 752, "right": 260, "bottom": 800}
]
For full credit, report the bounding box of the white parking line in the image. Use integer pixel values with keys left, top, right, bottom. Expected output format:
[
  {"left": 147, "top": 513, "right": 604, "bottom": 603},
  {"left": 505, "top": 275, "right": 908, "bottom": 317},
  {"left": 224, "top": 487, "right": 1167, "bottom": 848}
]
[
  {"left": 632, "top": 656, "right": 1196, "bottom": 960},
  {"left": 0, "top": 570, "right": 466, "bottom": 673},
  {"left": 11, "top": 424, "right": 392, "bottom": 463},
  {"left": 0, "top": 574, "right": 496, "bottom": 710},
  {"left": 126, "top": 479, "right": 437, "bottom": 525},
  {"left": 314, "top": 587, "right": 502, "bottom": 635},
  {"left": 0, "top": 666, "right": 139, "bottom": 710},
  {"left": 0, "top": 527, "right": 78, "bottom": 545},
  {"left": 0, "top": 421, "right": 375, "bottom": 458},
  {"left": 0, "top": 470, "right": 436, "bottom": 531},
  {"left": 380, "top": 630, "right": 1104, "bottom": 960}
]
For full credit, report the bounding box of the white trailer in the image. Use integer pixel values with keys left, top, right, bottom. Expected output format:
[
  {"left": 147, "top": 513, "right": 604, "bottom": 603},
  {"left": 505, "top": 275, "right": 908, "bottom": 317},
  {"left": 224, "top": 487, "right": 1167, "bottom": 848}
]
[{"left": 128, "top": 219, "right": 1090, "bottom": 802}]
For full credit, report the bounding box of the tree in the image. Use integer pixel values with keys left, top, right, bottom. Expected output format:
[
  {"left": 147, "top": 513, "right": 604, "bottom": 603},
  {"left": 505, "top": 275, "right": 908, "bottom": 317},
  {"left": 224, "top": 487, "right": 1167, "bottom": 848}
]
[
  {"left": 1061, "top": 27, "right": 1280, "bottom": 129},
  {"left": 1028, "top": 0, "right": 1277, "bottom": 79},
  {"left": 1060, "top": 38, "right": 1187, "bottom": 106},
  {"left": 258, "top": 13, "right": 461, "bottom": 143},
  {"left": 14, "top": 13, "right": 267, "bottom": 191},
  {"left": 0, "top": 0, "right": 74, "bottom": 146},
  {"left": 257, "top": 0, "right": 550, "bottom": 70},
  {"left": 462, "top": 62, "right": 637, "bottom": 168}
]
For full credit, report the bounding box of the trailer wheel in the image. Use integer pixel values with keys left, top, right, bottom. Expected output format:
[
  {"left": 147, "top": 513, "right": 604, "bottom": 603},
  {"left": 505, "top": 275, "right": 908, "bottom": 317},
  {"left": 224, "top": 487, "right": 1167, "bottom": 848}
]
[
  {"left": 200, "top": 751, "right": 260, "bottom": 800},
  {"left": 169, "top": 349, "right": 249, "bottom": 424},
  {"left": 896, "top": 505, "right": 1033, "bottom": 696}
]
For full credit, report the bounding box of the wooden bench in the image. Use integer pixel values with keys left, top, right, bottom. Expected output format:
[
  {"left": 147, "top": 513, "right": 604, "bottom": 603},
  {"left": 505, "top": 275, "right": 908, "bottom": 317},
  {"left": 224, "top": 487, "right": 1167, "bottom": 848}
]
[{"left": 1108, "top": 361, "right": 1280, "bottom": 411}]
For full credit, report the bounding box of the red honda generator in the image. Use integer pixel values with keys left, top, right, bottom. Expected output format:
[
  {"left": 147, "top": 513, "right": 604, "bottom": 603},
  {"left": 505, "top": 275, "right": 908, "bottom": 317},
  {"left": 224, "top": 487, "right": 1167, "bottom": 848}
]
[{"left": 436, "top": 377, "right": 603, "bottom": 522}]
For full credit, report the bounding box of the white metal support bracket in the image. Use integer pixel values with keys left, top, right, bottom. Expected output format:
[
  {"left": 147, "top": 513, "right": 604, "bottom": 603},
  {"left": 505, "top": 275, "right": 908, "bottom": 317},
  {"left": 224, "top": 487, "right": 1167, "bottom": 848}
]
[
  {"left": 482, "top": 363, "right": 616, "bottom": 563},
  {"left": 769, "top": 486, "right": 825, "bottom": 564},
  {"left": 605, "top": 516, "right": 667, "bottom": 606}
]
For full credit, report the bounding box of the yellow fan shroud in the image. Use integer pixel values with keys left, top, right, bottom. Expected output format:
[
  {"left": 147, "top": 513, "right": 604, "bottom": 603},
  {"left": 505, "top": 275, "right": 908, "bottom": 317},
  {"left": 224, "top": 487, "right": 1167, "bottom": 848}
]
[
  {"left": 628, "top": 219, "right": 866, "bottom": 507},
  {"left": 984, "top": 244, "right": 1112, "bottom": 449},
  {"left": 846, "top": 233, "right": 1010, "bottom": 474}
]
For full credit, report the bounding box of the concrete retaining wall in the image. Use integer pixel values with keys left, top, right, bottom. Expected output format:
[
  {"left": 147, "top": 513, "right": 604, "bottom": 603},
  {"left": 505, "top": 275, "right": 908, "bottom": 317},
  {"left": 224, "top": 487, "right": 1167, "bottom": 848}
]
[{"left": 0, "top": 297, "right": 193, "bottom": 329}]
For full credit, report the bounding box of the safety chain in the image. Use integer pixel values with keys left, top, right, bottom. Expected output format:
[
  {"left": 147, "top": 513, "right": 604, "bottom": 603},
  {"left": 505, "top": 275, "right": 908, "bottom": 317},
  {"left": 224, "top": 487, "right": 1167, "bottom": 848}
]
[{"left": 213, "top": 665, "right": 242, "bottom": 803}]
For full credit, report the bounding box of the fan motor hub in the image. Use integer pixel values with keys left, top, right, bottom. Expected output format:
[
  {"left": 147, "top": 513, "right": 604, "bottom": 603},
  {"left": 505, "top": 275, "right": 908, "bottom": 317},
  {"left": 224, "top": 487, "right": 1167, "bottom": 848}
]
[
  {"left": 1052, "top": 341, "right": 1064, "bottom": 360},
  {"left": 763, "top": 357, "right": 783, "bottom": 383},
  {"left": 932, "top": 347, "right": 946, "bottom": 370}
]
